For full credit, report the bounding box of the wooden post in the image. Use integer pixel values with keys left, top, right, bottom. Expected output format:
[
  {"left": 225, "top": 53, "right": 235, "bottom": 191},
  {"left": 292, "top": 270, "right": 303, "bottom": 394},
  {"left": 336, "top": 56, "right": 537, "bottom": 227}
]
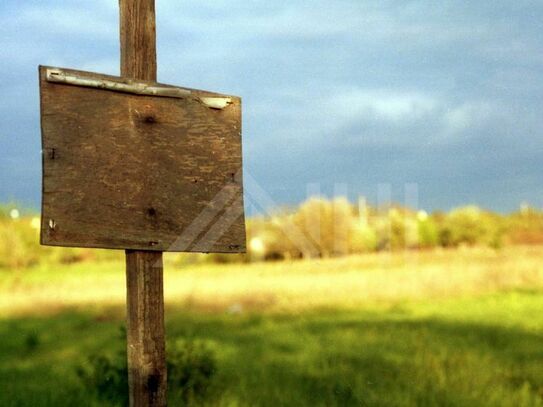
[
  {"left": 125, "top": 251, "right": 166, "bottom": 406},
  {"left": 120, "top": 0, "right": 157, "bottom": 81},
  {"left": 120, "top": 1, "right": 166, "bottom": 406}
]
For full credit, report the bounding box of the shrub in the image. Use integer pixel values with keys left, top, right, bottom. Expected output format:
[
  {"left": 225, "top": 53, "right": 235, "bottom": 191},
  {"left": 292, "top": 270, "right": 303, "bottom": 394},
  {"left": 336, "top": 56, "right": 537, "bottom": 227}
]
[
  {"left": 370, "top": 207, "right": 421, "bottom": 251},
  {"left": 439, "top": 206, "right": 503, "bottom": 248},
  {"left": 76, "top": 351, "right": 128, "bottom": 405},
  {"left": 24, "top": 332, "right": 40, "bottom": 353},
  {"left": 418, "top": 213, "right": 439, "bottom": 248},
  {"left": 349, "top": 222, "right": 377, "bottom": 253},
  {"left": 248, "top": 215, "right": 301, "bottom": 260},
  {"left": 505, "top": 207, "right": 543, "bottom": 245},
  {"left": 293, "top": 197, "right": 353, "bottom": 257},
  {"left": 77, "top": 334, "right": 218, "bottom": 406},
  {"left": 0, "top": 218, "right": 40, "bottom": 268},
  {"left": 167, "top": 340, "right": 217, "bottom": 405}
]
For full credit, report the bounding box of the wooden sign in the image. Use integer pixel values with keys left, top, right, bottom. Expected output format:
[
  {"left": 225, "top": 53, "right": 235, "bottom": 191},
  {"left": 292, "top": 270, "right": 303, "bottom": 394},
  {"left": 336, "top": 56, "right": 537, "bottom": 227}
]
[{"left": 39, "top": 66, "right": 246, "bottom": 253}]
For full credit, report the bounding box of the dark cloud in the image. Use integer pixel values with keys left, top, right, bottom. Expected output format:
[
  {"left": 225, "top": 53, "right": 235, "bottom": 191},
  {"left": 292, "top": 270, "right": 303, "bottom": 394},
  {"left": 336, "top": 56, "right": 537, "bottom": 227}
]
[{"left": 1, "top": 0, "right": 542, "bottom": 212}]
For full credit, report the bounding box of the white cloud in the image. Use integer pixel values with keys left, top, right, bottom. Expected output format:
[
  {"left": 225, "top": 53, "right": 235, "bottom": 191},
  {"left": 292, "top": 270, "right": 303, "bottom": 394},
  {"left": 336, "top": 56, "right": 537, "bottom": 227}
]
[
  {"left": 443, "top": 102, "right": 494, "bottom": 134},
  {"left": 329, "top": 89, "right": 438, "bottom": 122},
  {"left": 242, "top": 86, "right": 442, "bottom": 151}
]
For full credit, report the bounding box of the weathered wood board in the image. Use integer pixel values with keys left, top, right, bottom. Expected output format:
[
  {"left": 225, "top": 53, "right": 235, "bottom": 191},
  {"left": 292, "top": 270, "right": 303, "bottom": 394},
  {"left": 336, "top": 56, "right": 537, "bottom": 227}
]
[{"left": 39, "top": 66, "right": 245, "bottom": 253}]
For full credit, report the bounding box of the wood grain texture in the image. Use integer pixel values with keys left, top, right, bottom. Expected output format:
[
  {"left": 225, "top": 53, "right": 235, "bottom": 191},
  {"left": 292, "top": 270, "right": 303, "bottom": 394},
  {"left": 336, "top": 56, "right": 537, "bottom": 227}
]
[
  {"left": 120, "top": 0, "right": 157, "bottom": 81},
  {"left": 39, "top": 66, "right": 246, "bottom": 253},
  {"left": 121, "top": 2, "right": 166, "bottom": 407},
  {"left": 126, "top": 250, "right": 166, "bottom": 407}
]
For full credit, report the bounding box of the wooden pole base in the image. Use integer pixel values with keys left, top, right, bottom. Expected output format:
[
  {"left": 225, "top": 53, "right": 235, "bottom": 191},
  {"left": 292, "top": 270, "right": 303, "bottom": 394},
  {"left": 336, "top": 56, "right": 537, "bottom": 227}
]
[{"left": 126, "top": 250, "right": 167, "bottom": 407}]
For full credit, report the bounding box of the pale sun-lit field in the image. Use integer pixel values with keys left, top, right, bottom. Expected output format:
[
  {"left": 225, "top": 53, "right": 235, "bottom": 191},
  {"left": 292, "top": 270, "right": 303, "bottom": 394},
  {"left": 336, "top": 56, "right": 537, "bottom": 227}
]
[{"left": 1, "top": 246, "right": 542, "bottom": 316}]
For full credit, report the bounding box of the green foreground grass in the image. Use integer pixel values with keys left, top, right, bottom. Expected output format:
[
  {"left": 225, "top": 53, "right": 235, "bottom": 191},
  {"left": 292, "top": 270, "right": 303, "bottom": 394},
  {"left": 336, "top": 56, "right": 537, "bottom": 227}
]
[{"left": 1, "top": 248, "right": 543, "bottom": 406}]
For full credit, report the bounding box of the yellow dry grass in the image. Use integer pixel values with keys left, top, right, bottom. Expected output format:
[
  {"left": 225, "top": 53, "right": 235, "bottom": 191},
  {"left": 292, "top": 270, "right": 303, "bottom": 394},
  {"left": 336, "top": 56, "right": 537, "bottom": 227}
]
[{"left": 1, "top": 246, "right": 542, "bottom": 316}]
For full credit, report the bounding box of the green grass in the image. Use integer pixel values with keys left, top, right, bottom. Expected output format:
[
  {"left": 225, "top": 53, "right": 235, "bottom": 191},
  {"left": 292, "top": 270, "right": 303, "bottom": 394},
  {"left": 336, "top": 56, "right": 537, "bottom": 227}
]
[
  {"left": 0, "top": 291, "right": 542, "bottom": 406},
  {"left": 1, "top": 248, "right": 543, "bottom": 406}
]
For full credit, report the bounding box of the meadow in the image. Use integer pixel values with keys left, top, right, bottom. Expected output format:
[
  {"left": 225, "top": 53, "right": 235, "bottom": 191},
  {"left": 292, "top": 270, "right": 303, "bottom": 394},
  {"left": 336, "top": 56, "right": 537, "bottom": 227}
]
[{"left": 0, "top": 246, "right": 542, "bottom": 406}]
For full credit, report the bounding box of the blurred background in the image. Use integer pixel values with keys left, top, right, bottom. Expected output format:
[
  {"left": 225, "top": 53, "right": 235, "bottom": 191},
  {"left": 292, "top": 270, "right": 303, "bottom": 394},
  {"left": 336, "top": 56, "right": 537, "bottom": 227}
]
[{"left": 1, "top": 1, "right": 543, "bottom": 406}]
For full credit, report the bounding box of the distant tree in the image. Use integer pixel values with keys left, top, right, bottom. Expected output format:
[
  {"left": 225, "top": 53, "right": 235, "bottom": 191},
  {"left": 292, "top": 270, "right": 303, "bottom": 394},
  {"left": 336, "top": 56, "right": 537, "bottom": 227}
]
[
  {"left": 440, "top": 206, "right": 503, "bottom": 247},
  {"left": 418, "top": 212, "right": 439, "bottom": 248},
  {"left": 505, "top": 206, "right": 543, "bottom": 245},
  {"left": 349, "top": 221, "right": 377, "bottom": 253},
  {"left": 293, "top": 197, "right": 353, "bottom": 257}
]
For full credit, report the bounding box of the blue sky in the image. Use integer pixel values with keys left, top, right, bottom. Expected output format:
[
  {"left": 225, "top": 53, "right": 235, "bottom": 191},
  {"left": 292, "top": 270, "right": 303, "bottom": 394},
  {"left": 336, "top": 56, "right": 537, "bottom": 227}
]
[{"left": 1, "top": 0, "right": 542, "bottom": 213}]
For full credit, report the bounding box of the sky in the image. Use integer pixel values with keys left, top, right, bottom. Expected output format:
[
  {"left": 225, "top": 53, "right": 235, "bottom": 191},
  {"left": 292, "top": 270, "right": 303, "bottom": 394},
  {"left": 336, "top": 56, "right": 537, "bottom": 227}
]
[{"left": 1, "top": 0, "right": 542, "bottom": 213}]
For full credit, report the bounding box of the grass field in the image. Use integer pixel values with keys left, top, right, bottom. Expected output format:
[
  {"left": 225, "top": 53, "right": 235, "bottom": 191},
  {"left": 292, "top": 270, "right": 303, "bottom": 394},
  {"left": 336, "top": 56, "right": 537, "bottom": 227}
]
[{"left": 1, "top": 246, "right": 543, "bottom": 406}]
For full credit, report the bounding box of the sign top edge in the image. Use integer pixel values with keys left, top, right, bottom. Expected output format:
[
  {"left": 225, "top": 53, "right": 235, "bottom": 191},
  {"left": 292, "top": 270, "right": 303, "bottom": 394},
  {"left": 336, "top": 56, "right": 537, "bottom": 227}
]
[{"left": 38, "top": 65, "right": 241, "bottom": 102}]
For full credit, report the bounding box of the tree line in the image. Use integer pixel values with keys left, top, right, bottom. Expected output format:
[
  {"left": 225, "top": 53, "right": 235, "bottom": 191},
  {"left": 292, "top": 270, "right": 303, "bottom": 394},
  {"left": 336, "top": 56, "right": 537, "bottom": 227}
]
[{"left": 1, "top": 199, "right": 542, "bottom": 268}]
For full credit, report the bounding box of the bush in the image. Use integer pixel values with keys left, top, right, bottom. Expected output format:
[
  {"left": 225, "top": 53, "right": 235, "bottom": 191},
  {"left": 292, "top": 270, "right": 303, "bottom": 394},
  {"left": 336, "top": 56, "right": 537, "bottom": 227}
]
[
  {"left": 247, "top": 216, "right": 300, "bottom": 261},
  {"left": 505, "top": 207, "right": 543, "bottom": 245},
  {"left": 77, "top": 333, "right": 218, "bottom": 406},
  {"left": 0, "top": 217, "right": 40, "bottom": 268},
  {"left": 77, "top": 351, "right": 128, "bottom": 405},
  {"left": 439, "top": 206, "right": 503, "bottom": 248},
  {"left": 372, "top": 207, "right": 419, "bottom": 251},
  {"left": 168, "top": 340, "right": 217, "bottom": 405},
  {"left": 418, "top": 213, "right": 439, "bottom": 248},
  {"left": 349, "top": 222, "right": 377, "bottom": 253},
  {"left": 293, "top": 197, "right": 353, "bottom": 257}
]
